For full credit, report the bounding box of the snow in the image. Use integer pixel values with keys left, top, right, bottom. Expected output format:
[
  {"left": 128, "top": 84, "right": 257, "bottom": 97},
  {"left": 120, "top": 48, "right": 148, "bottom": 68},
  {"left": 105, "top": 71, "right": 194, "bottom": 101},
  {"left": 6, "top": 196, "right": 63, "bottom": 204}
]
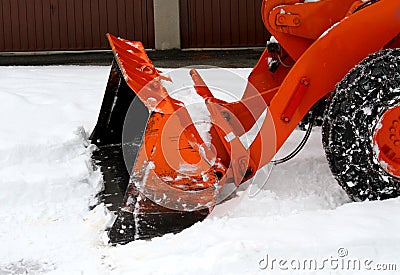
[
  {"left": 320, "top": 22, "right": 341, "bottom": 39},
  {"left": 1, "top": 66, "right": 400, "bottom": 274}
]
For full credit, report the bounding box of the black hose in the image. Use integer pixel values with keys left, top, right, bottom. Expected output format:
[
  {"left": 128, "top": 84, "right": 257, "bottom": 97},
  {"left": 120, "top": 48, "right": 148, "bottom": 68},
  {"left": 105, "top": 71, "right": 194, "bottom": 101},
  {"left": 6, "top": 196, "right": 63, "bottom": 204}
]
[
  {"left": 353, "top": 0, "right": 380, "bottom": 13},
  {"left": 271, "top": 112, "right": 315, "bottom": 165}
]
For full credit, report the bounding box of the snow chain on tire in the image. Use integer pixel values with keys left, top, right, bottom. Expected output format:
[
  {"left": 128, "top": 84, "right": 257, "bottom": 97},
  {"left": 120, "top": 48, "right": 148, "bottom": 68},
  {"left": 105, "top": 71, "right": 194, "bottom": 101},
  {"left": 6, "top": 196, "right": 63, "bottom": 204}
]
[{"left": 322, "top": 48, "right": 400, "bottom": 201}]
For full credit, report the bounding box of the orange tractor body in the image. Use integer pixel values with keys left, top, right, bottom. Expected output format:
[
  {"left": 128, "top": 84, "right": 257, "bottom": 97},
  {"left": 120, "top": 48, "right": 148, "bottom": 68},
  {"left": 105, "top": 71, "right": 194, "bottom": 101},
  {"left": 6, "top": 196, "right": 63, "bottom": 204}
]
[{"left": 90, "top": 0, "right": 400, "bottom": 243}]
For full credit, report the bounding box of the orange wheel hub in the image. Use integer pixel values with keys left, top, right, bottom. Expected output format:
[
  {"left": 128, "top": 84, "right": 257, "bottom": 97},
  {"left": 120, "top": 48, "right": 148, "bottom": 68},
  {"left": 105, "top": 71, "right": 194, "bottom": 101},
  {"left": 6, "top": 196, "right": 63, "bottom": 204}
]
[{"left": 373, "top": 105, "right": 400, "bottom": 178}]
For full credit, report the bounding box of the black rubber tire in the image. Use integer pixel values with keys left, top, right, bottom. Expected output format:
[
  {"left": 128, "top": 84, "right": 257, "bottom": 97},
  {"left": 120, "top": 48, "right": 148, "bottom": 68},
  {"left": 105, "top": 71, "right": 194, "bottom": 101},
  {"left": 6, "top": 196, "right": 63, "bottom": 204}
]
[{"left": 322, "top": 48, "right": 400, "bottom": 201}]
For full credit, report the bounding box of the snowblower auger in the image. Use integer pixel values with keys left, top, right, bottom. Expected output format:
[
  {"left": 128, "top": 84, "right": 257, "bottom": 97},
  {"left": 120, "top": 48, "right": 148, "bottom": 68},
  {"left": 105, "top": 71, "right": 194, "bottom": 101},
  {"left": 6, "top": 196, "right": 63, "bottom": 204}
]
[
  {"left": 90, "top": 35, "right": 218, "bottom": 243},
  {"left": 91, "top": 0, "right": 400, "bottom": 244}
]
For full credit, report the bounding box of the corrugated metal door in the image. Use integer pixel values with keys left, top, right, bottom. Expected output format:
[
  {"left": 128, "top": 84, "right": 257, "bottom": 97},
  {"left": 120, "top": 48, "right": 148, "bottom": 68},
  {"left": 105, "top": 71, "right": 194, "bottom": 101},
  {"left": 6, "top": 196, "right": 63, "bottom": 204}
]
[
  {"left": 0, "top": 0, "right": 155, "bottom": 52},
  {"left": 180, "top": 0, "right": 270, "bottom": 48}
]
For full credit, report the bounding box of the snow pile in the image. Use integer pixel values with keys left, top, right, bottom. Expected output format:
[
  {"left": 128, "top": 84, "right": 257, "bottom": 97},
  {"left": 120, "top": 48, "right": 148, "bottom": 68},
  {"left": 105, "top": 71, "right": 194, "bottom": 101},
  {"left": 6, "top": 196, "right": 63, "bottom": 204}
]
[
  {"left": 0, "top": 66, "right": 399, "bottom": 274},
  {"left": 0, "top": 66, "right": 111, "bottom": 273}
]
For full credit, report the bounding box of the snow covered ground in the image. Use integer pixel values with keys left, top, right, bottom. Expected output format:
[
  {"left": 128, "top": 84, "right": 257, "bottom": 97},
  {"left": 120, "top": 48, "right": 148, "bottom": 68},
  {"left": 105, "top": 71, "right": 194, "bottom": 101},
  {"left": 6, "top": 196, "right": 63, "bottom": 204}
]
[{"left": 0, "top": 66, "right": 399, "bottom": 274}]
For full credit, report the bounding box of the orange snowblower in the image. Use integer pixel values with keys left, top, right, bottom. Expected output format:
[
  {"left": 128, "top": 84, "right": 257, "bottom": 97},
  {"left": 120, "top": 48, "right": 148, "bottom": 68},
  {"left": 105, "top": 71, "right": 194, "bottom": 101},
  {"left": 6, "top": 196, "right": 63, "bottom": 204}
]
[{"left": 90, "top": 0, "right": 400, "bottom": 244}]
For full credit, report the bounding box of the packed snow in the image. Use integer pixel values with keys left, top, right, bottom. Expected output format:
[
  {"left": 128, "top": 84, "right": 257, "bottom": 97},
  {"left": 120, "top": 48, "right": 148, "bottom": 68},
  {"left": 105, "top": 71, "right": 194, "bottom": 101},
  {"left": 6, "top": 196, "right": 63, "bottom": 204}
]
[{"left": 0, "top": 66, "right": 399, "bottom": 274}]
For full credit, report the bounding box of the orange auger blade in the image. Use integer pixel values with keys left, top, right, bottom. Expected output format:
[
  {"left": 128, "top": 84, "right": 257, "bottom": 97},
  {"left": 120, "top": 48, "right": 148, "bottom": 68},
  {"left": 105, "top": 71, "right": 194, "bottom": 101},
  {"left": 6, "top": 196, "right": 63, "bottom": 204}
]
[
  {"left": 108, "top": 34, "right": 222, "bottom": 192},
  {"left": 95, "top": 35, "right": 267, "bottom": 243},
  {"left": 98, "top": 35, "right": 239, "bottom": 243}
]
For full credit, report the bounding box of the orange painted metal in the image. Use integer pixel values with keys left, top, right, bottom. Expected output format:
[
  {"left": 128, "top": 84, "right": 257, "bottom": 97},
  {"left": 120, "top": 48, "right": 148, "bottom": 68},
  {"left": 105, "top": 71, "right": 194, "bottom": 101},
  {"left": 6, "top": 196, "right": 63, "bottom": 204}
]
[
  {"left": 106, "top": 0, "right": 400, "bottom": 206},
  {"left": 190, "top": 69, "right": 214, "bottom": 99},
  {"left": 280, "top": 77, "right": 310, "bottom": 123},
  {"left": 373, "top": 105, "right": 400, "bottom": 178},
  {"left": 108, "top": 34, "right": 222, "bottom": 194},
  {"left": 248, "top": 0, "right": 400, "bottom": 170}
]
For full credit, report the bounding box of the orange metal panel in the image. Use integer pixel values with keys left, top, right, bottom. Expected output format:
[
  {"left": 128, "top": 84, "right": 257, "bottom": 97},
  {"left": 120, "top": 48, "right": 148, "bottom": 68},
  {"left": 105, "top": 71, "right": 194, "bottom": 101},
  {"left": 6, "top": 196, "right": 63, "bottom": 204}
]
[{"left": 250, "top": 0, "right": 400, "bottom": 169}]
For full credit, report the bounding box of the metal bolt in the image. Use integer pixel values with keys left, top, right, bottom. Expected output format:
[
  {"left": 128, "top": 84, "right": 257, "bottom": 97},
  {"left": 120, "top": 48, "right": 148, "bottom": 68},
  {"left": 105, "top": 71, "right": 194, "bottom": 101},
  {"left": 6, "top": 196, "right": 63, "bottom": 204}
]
[
  {"left": 151, "top": 81, "right": 160, "bottom": 90},
  {"left": 301, "top": 79, "right": 309, "bottom": 86}
]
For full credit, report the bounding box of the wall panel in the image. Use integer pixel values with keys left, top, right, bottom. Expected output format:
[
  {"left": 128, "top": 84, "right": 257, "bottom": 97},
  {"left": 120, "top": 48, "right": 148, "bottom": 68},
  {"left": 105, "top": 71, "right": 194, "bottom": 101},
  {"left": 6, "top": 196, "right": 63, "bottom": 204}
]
[
  {"left": 180, "top": 0, "right": 270, "bottom": 48},
  {"left": 0, "top": 0, "right": 155, "bottom": 51}
]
